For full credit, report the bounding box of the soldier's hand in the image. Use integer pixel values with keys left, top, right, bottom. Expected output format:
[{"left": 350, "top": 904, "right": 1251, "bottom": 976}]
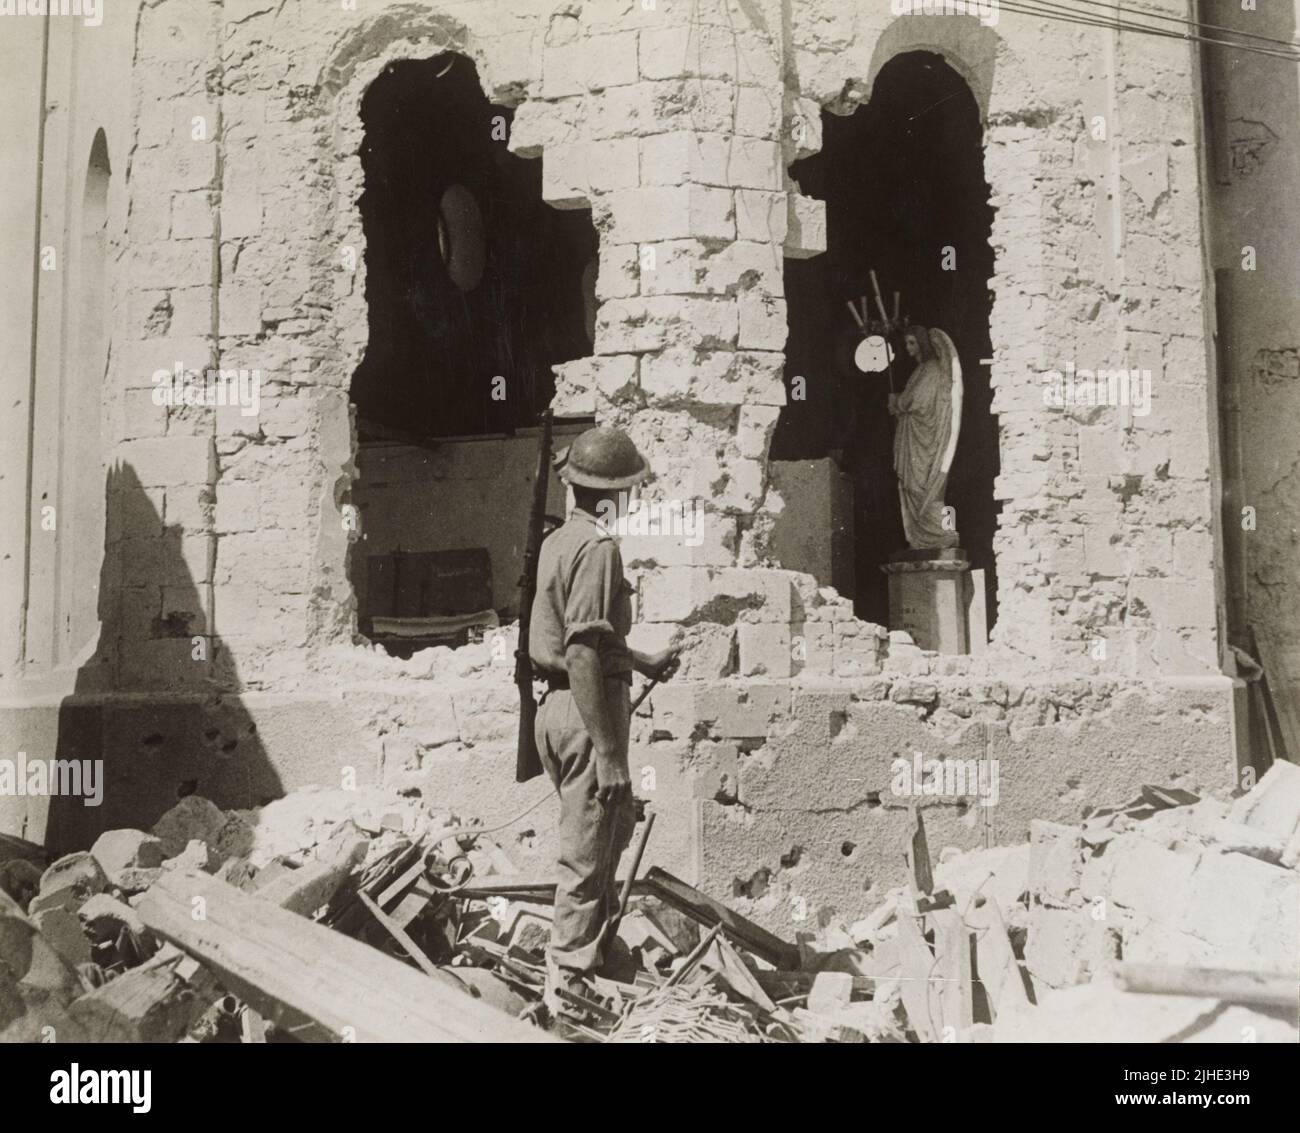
[
  {"left": 594, "top": 757, "right": 632, "bottom": 808},
  {"left": 648, "top": 646, "right": 681, "bottom": 683}
]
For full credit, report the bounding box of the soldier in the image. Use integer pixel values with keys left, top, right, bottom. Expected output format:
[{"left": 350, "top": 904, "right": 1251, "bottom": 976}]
[{"left": 528, "top": 426, "right": 679, "bottom": 1014}]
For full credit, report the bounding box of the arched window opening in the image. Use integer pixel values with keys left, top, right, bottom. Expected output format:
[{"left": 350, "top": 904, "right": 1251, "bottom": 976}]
[
  {"left": 772, "top": 51, "right": 1000, "bottom": 649},
  {"left": 348, "top": 54, "right": 596, "bottom": 655}
]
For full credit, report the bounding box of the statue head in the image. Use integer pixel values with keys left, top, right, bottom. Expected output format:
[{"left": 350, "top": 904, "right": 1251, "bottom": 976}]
[{"left": 904, "top": 325, "right": 936, "bottom": 363}]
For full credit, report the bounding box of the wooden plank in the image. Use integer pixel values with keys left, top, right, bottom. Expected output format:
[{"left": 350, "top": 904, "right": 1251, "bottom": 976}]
[
  {"left": 643, "top": 867, "right": 800, "bottom": 970},
  {"left": 458, "top": 874, "right": 650, "bottom": 900},
  {"left": 710, "top": 936, "right": 778, "bottom": 1013},
  {"left": 137, "top": 869, "right": 557, "bottom": 1043},
  {"left": 929, "top": 908, "right": 973, "bottom": 1036},
  {"left": 905, "top": 805, "right": 934, "bottom": 898},
  {"left": 892, "top": 909, "right": 938, "bottom": 1043},
  {"left": 67, "top": 950, "right": 217, "bottom": 1043},
  {"left": 254, "top": 858, "right": 356, "bottom": 918},
  {"left": 753, "top": 971, "right": 876, "bottom": 999},
  {"left": 1115, "top": 963, "right": 1295, "bottom": 1009},
  {"left": 967, "top": 899, "right": 1028, "bottom": 1020}
]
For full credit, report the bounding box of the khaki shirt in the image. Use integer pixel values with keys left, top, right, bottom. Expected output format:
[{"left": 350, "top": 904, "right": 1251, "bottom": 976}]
[{"left": 528, "top": 507, "right": 633, "bottom": 680}]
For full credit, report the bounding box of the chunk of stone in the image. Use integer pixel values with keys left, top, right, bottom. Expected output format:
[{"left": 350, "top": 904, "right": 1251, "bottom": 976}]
[
  {"left": 151, "top": 796, "right": 228, "bottom": 859},
  {"left": 32, "top": 906, "right": 92, "bottom": 968},
  {"left": 0, "top": 858, "right": 43, "bottom": 907},
  {"left": 90, "top": 829, "right": 165, "bottom": 883},
  {"left": 29, "top": 852, "right": 108, "bottom": 916},
  {"left": 807, "top": 970, "right": 854, "bottom": 1014},
  {"left": 1229, "top": 761, "right": 1300, "bottom": 841}
]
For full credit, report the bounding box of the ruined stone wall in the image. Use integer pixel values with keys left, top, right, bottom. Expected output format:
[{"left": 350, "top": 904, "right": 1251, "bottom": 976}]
[{"left": 1, "top": 1, "right": 1248, "bottom": 928}]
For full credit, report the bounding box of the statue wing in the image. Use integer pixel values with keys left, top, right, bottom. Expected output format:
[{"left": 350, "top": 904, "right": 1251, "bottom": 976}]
[{"left": 930, "top": 328, "right": 963, "bottom": 475}]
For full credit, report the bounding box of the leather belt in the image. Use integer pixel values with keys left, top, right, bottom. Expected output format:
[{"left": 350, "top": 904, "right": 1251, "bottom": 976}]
[{"left": 543, "top": 672, "right": 632, "bottom": 692}]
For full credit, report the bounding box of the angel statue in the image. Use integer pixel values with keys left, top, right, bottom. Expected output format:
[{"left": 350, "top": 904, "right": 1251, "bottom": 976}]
[{"left": 887, "top": 326, "right": 963, "bottom": 551}]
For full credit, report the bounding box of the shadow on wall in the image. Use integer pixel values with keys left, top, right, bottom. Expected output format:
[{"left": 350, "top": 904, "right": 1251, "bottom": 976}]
[{"left": 42, "top": 463, "right": 282, "bottom": 856}]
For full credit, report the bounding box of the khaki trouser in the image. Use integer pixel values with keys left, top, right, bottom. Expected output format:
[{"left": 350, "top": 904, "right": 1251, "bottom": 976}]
[{"left": 535, "top": 678, "right": 634, "bottom": 976}]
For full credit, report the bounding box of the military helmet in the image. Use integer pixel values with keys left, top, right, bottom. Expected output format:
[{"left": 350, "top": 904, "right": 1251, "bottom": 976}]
[{"left": 554, "top": 426, "right": 649, "bottom": 489}]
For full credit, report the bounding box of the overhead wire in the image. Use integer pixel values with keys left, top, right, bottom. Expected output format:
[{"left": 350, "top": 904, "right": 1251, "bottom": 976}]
[{"left": 992, "top": 0, "right": 1300, "bottom": 61}]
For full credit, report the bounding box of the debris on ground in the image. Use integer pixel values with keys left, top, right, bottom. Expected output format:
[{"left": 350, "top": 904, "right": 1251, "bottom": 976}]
[{"left": 1, "top": 763, "right": 1296, "bottom": 1043}]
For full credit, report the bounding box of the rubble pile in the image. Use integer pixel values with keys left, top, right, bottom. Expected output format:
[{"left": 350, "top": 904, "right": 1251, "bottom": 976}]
[{"left": 1, "top": 764, "right": 1296, "bottom": 1043}]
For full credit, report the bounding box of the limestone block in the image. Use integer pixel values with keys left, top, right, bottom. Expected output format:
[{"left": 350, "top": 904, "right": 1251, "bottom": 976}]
[
  {"left": 737, "top": 294, "right": 787, "bottom": 350},
  {"left": 32, "top": 907, "right": 91, "bottom": 968},
  {"left": 788, "top": 97, "right": 822, "bottom": 161},
  {"left": 1129, "top": 577, "right": 1216, "bottom": 630},
  {"left": 735, "top": 190, "right": 787, "bottom": 244},
  {"left": 550, "top": 357, "right": 599, "bottom": 417},
  {"left": 1229, "top": 761, "right": 1300, "bottom": 841},
  {"left": 640, "top": 348, "right": 783, "bottom": 406},
  {"left": 794, "top": 621, "right": 834, "bottom": 677},
  {"left": 833, "top": 622, "right": 882, "bottom": 678},
  {"left": 541, "top": 41, "right": 586, "bottom": 98},
  {"left": 1025, "top": 905, "right": 1115, "bottom": 990},
  {"left": 90, "top": 831, "right": 166, "bottom": 885},
  {"left": 738, "top": 623, "right": 792, "bottom": 679},
  {"left": 129, "top": 239, "right": 213, "bottom": 290},
  {"left": 637, "top": 240, "right": 781, "bottom": 298},
  {"left": 785, "top": 194, "right": 826, "bottom": 258},
  {"left": 30, "top": 853, "right": 109, "bottom": 917},
  {"left": 509, "top": 98, "right": 579, "bottom": 159},
  {"left": 639, "top": 566, "right": 794, "bottom": 625},
  {"left": 675, "top": 624, "right": 738, "bottom": 681},
  {"left": 151, "top": 796, "right": 228, "bottom": 859},
  {"left": 734, "top": 85, "right": 781, "bottom": 139},
  {"left": 686, "top": 739, "right": 740, "bottom": 802},
  {"left": 641, "top": 132, "right": 728, "bottom": 187},
  {"left": 1178, "top": 851, "right": 1299, "bottom": 970},
  {"left": 597, "top": 297, "right": 738, "bottom": 355},
  {"left": 1029, "top": 820, "right": 1083, "bottom": 908},
  {"left": 597, "top": 242, "right": 639, "bottom": 300},
  {"left": 213, "top": 482, "right": 259, "bottom": 534},
  {"left": 584, "top": 30, "right": 640, "bottom": 91},
  {"left": 696, "top": 681, "right": 791, "bottom": 739},
  {"left": 116, "top": 437, "right": 214, "bottom": 490},
  {"left": 451, "top": 685, "right": 518, "bottom": 745},
  {"left": 639, "top": 23, "right": 779, "bottom": 86},
  {"left": 171, "top": 191, "right": 214, "bottom": 240},
  {"left": 601, "top": 185, "right": 734, "bottom": 244},
  {"left": 736, "top": 405, "right": 781, "bottom": 460},
  {"left": 541, "top": 141, "right": 589, "bottom": 209}
]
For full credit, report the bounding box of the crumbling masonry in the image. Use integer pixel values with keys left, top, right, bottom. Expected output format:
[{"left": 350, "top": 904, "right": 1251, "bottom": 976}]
[{"left": 2, "top": 0, "right": 1297, "bottom": 933}]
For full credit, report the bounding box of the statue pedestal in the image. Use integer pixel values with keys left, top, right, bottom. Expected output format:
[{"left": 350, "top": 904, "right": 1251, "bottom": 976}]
[{"left": 881, "top": 549, "right": 970, "bottom": 654}]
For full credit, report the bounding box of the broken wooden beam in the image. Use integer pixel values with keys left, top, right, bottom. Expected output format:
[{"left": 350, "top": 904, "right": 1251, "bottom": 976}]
[
  {"left": 458, "top": 874, "right": 651, "bottom": 901},
  {"left": 642, "top": 867, "right": 801, "bottom": 970},
  {"left": 137, "top": 869, "right": 557, "bottom": 1043},
  {"left": 66, "top": 949, "right": 217, "bottom": 1043},
  {"left": 1115, "top": 963, "right": 1296, "bottom": 1009},
  {"left": 967, "top": 899, "right": 1028, "bottom": 1021},
  {"left": 929, "top": 907, "right": 973, "bottom": 1036},
  {"left": 892, "top": 908, "right": 939, "bottom": 1043}
]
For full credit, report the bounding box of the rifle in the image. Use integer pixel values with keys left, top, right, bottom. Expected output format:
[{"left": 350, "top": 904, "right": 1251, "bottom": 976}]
[{"left": 515, "top": 409, "right": 553, "bottom": 783}]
